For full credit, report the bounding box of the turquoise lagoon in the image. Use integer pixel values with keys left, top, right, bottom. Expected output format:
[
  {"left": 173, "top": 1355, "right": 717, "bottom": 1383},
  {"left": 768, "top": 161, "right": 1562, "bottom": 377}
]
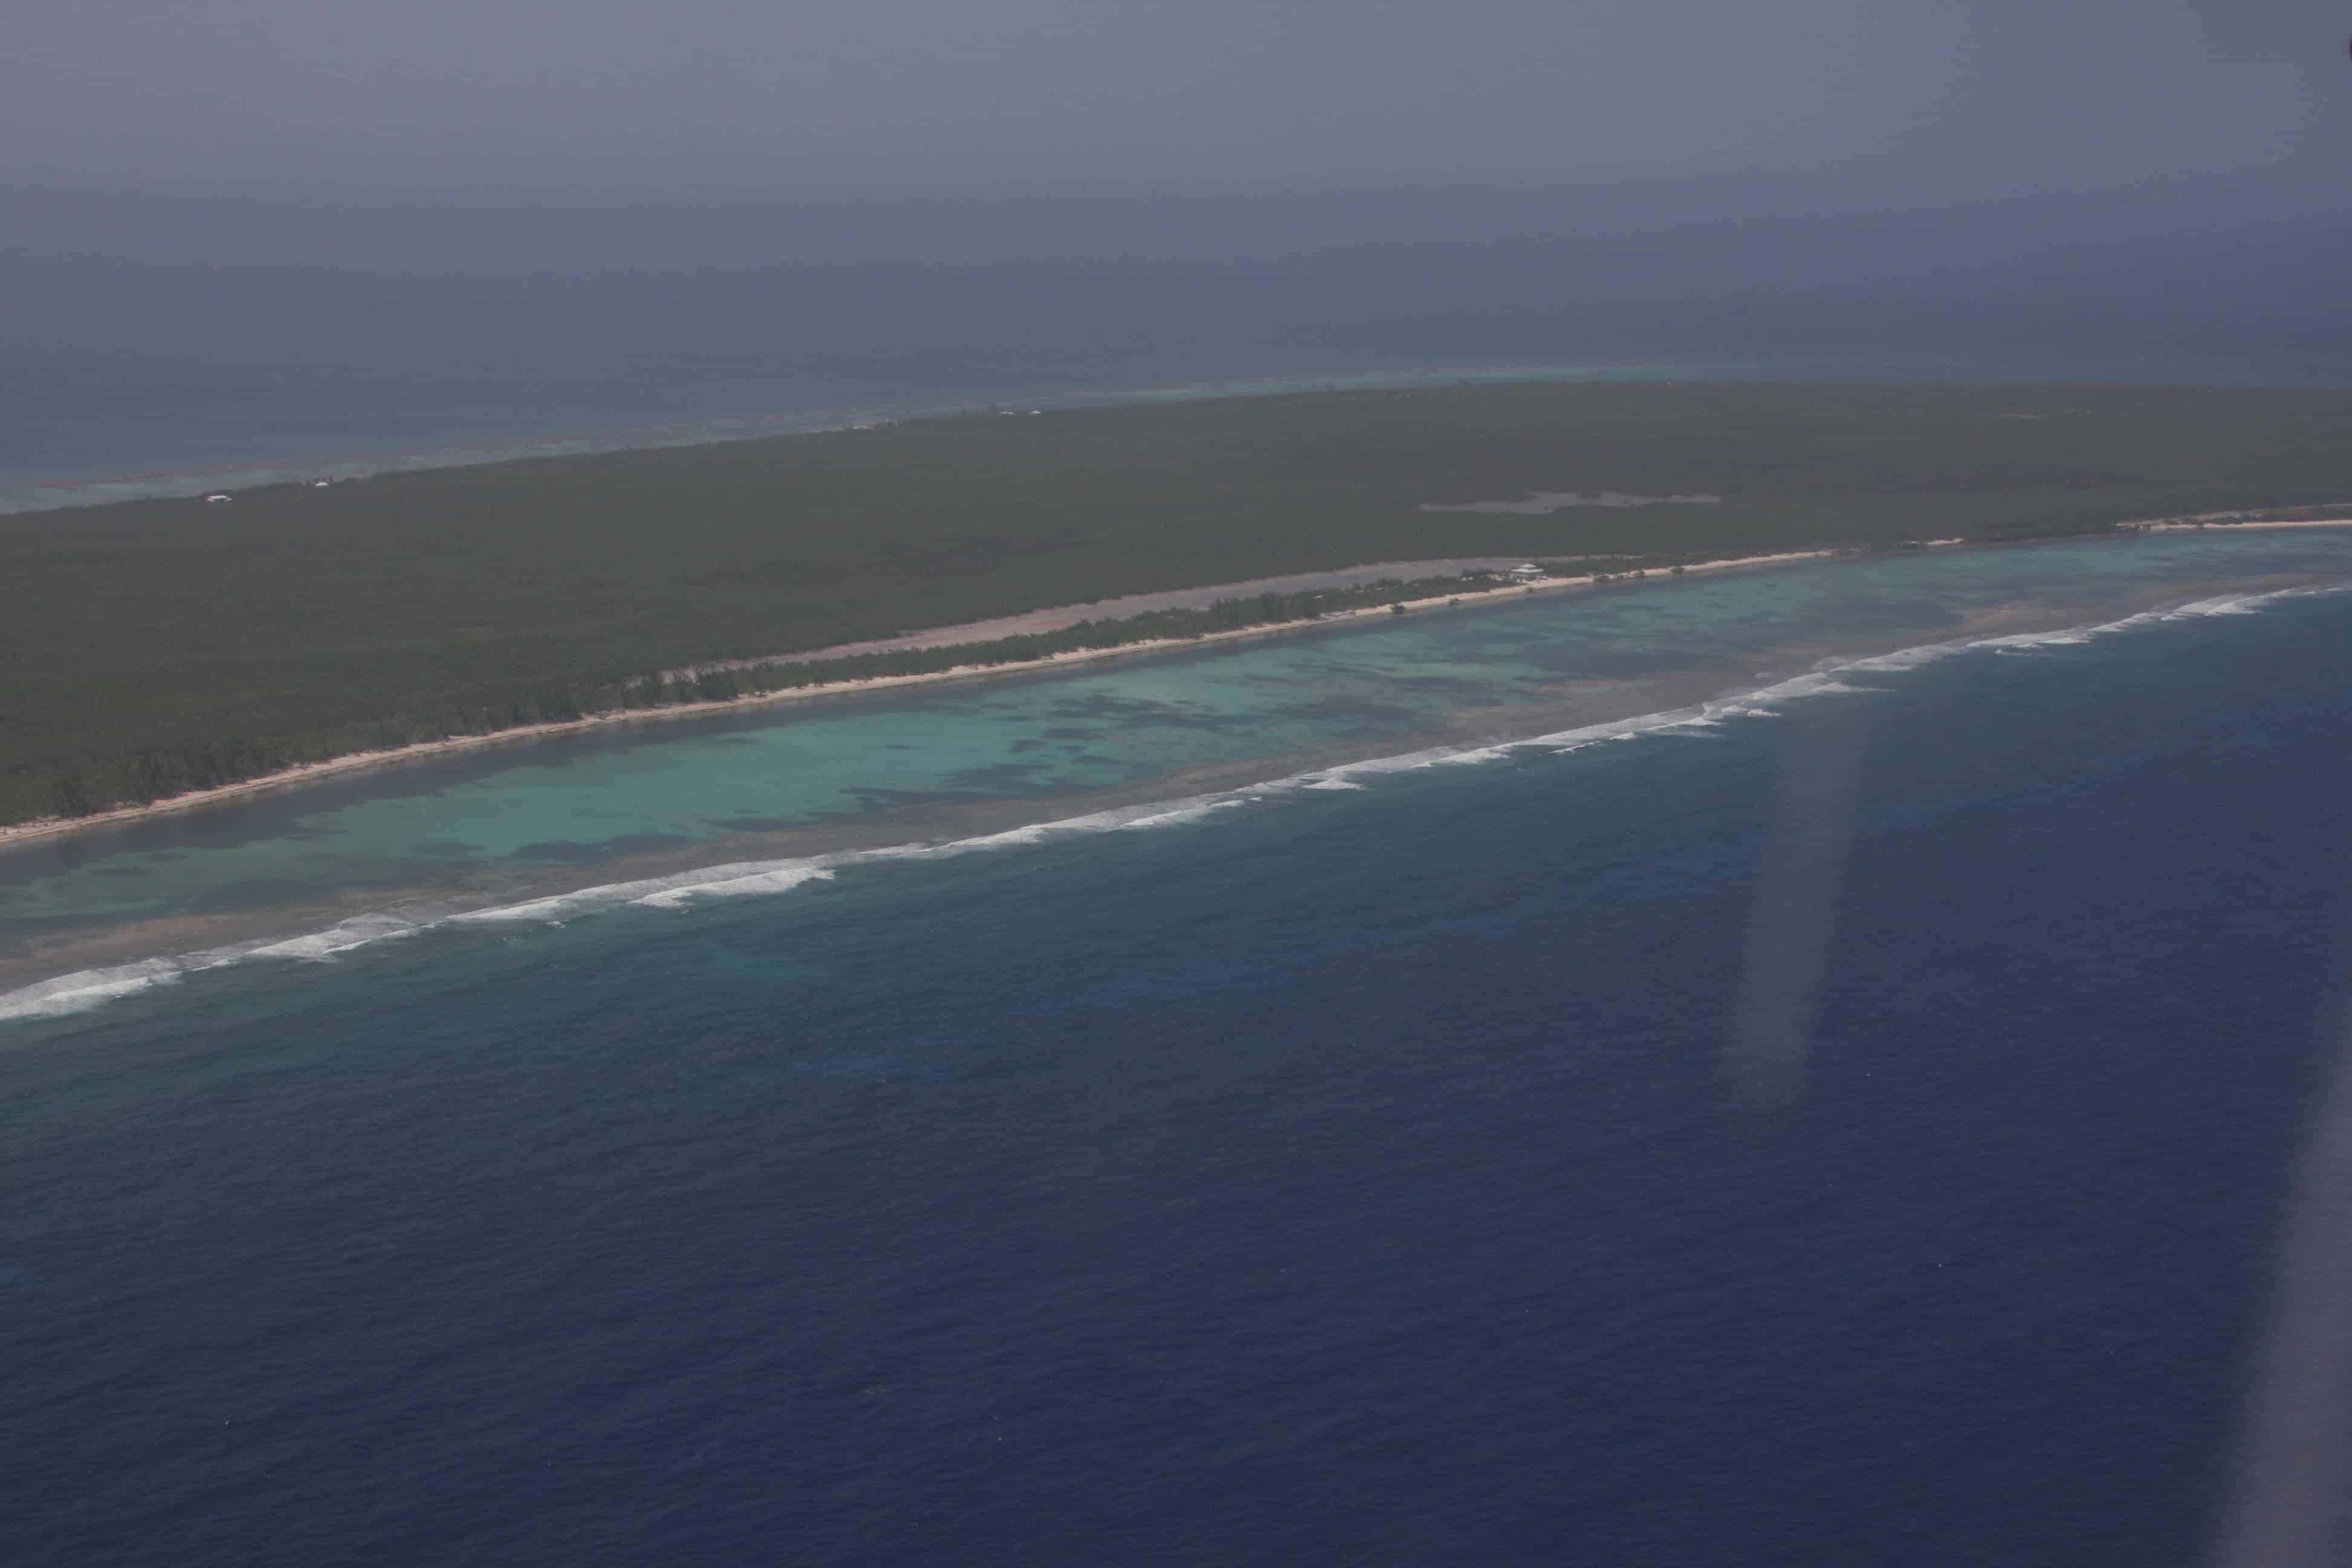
[{"left": 7, "top": 526, "right": 2352, "bottom": 1019}]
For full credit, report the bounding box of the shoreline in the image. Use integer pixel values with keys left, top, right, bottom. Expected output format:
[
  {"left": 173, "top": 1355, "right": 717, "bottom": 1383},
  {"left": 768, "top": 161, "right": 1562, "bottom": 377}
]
[
  {"left": 3, "top": 520, "right": 2347, "bottom": 855},
  {"left": 0, "top": 359, "right": 1692, "bottom": 516},
  {"left": 0, "top": 567, "right": 2330, "bottom": 1007},
  {"left": 0, "top": 546, "right": 1843, "bottom": 852}
]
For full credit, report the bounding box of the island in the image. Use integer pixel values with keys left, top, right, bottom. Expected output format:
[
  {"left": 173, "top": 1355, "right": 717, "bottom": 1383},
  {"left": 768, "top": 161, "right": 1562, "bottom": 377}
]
[{"left": 6, "top": 379, "right": 2352, "bottom": 834}]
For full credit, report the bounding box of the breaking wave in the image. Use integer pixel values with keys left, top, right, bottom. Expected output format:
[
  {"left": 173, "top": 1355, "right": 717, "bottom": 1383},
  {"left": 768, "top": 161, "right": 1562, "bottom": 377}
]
[
  {"left": 7, "top": 582, "right": 2344, "bottom": 1027},
  {"left": 0, "top": 960, "right": 193, "bottom": 1022}
]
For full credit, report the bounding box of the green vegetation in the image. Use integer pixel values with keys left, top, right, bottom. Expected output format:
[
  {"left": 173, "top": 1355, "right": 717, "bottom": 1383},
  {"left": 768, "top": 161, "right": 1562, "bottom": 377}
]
[{"left": 8, "top": 380, "right": 2352, "bottom": 826}]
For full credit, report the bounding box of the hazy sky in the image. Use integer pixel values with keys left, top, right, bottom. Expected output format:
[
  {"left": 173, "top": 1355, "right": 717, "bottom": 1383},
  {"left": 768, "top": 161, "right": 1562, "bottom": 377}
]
[
  {"left": 7, "top": 2, "right": 2352, "bottom": 471},
  {"left": 11, "top": 0, "right": 2347, "bottom": 194}
]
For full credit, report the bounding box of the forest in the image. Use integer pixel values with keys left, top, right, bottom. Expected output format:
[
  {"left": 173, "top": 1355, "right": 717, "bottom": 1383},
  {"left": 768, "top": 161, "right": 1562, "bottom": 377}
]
[{"left": 8, "top": 379, "right": 2352, "bottom": 826}]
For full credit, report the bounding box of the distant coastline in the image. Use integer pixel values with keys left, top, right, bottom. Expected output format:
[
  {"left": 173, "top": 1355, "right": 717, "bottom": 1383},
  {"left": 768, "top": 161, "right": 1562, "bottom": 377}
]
[
  {"left": 28, "top": 347, "right": 2300, "bottom": 517},
  {"left": 0, "top": 359, "right": 1701, "bottom": 517},
  {"left": 5, "top": 518, "right": 2344, "bottom": 854}
]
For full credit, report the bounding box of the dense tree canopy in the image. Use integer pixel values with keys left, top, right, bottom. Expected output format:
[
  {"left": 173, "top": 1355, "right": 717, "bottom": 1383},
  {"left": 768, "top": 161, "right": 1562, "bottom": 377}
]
[{"left": 8, "top": 381, "right": 2352, "bottom": 825}]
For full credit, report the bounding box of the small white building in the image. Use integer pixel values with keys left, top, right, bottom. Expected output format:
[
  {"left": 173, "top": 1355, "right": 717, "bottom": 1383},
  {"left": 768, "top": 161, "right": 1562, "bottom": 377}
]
[
  {"left": 1507, "top": 562, "right": 1545, "bottom": 583},
  {"left": 204, "top": 494, "right": 230, "bottom": 503}
]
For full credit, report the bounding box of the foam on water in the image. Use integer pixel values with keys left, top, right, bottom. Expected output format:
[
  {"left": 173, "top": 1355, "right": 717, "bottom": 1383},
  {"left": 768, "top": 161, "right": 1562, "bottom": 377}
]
[
  {"left": 631, "top": 865, "right": 836, "bottom": 909},
  {"left": 241, "top": 913, "right": 428, "bottom": 962},
  {"left": 1843, "top": 585, "right": 2347, "bottom": 676},
  {"left": 0, "top": 960, "right": 188, "bottom": 1023},
  {"left": 444, "top": 797, "right": 1259, "bottom": 929},
  {"left": 7, "top": 581, "right": 2345, "bottom": 1026}
]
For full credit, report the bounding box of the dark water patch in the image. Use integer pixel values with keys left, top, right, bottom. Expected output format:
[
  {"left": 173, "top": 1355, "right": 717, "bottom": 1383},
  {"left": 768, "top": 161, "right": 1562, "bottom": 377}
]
[
  {"left": 185, "top": 877, "right": 339, "bottom": 914},
  {"left": 840, "top": 785, "right": 993, "bottom": 810},
  {"left": 506, "top": 834, "right": 693, "bottom": 864},
  {"left": 1362, "top": 672, "right": 1497, "bottom": 696},
  {"left": 1261, "top": 696, "right": 1429, "bottom": 727},
  {"left": 1044, "top": 691, "right": 1233, "bottom": 728},
  {"left": 947, "top": 762, "right": 1050, "bottom": 791}
]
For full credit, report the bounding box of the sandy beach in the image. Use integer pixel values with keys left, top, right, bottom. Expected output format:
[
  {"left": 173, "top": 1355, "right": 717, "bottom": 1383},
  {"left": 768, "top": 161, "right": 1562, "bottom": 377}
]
[
  {"left": 0, "top": 575, "right": 2218, "bottom": 991},
  {"left": 4, "top": 520, "right": 2346, "bottom": 854},
  {"left": 1, "top": 550, "right": 2342, "bottom": 995},
  {"left": 0, "top": 545, "right": 1844, "bottom": 852}
]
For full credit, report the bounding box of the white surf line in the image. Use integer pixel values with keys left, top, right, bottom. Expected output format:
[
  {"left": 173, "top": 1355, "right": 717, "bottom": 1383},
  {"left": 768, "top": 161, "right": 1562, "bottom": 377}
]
[{"left": 8, "top": 578, "right": 2350, "bottom": 1027}]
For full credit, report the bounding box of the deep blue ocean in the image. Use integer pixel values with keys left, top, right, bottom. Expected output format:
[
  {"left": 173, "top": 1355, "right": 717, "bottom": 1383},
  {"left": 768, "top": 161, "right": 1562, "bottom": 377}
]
[{"left": 8, "top": 546, "right": 2352, "bottom": 1563}]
